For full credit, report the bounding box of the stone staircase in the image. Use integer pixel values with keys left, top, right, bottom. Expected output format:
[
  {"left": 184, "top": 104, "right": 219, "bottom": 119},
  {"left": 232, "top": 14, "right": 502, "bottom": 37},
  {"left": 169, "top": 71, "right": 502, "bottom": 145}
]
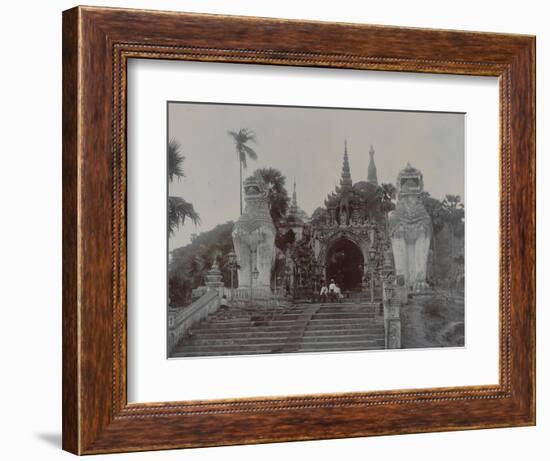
[{"left": 170, "top": 301, "right": 385, "bottom": 357}]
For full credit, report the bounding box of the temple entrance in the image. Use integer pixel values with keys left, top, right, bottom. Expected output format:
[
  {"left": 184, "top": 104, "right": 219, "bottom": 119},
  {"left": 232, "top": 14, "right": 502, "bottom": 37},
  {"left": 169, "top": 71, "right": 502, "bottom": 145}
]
[{"left": 325, "top": 238, "right": 364, "bottom": 291}]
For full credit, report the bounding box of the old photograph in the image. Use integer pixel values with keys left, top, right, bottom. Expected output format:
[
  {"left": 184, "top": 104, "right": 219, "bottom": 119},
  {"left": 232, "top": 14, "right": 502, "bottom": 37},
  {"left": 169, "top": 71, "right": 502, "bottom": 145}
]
[{"left": 167, "top": 102, "right": 465, "bottom": 358}]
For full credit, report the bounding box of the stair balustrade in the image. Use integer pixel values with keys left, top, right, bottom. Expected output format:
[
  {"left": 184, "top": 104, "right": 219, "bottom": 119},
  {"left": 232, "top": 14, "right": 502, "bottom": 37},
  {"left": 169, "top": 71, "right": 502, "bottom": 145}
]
[{"left": 168, "top": 289, "right": 220, "bottom": 354}]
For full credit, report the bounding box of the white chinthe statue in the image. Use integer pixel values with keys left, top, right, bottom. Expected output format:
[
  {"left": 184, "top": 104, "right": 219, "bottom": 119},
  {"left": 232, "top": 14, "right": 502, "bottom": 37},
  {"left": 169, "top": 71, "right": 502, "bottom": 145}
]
[
  {"left": 388, "top": 163, "right": 432, "bottom": 292},
  {"left": 232, "top": 173, "right": 276, "bottom": 294}
]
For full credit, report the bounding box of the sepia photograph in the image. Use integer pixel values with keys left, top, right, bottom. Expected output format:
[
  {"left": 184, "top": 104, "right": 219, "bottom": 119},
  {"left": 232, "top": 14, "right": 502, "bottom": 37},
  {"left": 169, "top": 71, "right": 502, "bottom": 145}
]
[{"left": 167, "top": 102, "right": 465, "bottom": 358}]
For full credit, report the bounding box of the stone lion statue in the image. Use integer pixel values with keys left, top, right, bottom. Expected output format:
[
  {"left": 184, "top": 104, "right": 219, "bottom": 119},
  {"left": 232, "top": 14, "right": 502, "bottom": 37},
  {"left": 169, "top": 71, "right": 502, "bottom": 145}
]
[
  {"left": 388, "top": 163, "right": 432, "bottom": 292},
  {"left": 232, "top": 173, "right": 276, "bottom": 292}
]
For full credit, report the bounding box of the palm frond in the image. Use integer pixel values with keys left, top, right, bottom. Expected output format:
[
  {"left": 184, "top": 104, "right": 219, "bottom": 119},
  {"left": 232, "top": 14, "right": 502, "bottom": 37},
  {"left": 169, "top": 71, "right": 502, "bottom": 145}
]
[
  {"left": 228, "top": 128, "right": 257, "bottom": 145},
  {"left": 242, "top": 144, "right": 258, "bottom": 161},
  {"left": 168, "top": 196, "right": 200, "bottom": 236},
  {"left": 240, "top": 128, "right": 257, "bottom": 143},
  {"left": 168, "top": 138, "right": 185, "bottom": 182}
]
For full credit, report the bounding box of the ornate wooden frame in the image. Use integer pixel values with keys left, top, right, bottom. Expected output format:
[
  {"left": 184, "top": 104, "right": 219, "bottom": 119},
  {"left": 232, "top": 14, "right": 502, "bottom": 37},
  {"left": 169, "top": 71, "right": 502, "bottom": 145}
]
[{"left": 62, "top": 5, "right": 536, "bottom": 455}]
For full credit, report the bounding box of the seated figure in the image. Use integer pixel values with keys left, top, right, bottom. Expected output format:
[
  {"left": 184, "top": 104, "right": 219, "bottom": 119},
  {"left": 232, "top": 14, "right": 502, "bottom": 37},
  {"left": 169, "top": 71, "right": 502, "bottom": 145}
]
[
  {"left": 319, "top": 283, "right": 328, "bottom": 302},
  {"left": 333, "top": 284, "right": 344, "bottom": 302}
]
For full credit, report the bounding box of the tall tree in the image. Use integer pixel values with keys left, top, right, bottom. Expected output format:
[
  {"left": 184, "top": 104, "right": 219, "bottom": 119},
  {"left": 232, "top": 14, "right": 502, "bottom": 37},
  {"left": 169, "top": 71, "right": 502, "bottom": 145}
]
[
  {"left": 442, "top": 194, "right": 464, "bottom": 250},
  {"left": 227, "top": 128, "right": 259, "bottom": 215},
  {"left": 421, "top": 191, "right": 445, "bottom": 267},
  {"left": 376, "top": 182, "right": 397, "bottom": 222},
  {"left": 421, "top": 192, "right": 445, "bottom": 236},
  {"left": 310, "top": 206, "right": 328, "bottom": 225},
  {"left": 167, "top": 139, "right": 200, "bottom": 236},
  {"left": 168, "top": 138, "right": 185, "bottom": 182},
  {"left": 441, "top": 194, "right": 465, "bottom": 293}
]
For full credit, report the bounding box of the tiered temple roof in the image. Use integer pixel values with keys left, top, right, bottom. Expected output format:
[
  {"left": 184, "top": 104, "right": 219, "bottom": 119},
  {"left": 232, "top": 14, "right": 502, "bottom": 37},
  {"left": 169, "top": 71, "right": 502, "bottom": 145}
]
[
  {"left": 287, "top": 178, "right": 309, "bottom": 223},
  {"left": 317, "top": 140, "right": 385, "bottom": 226},
  {"left": 338, "top": 139, "right": 353, "bottom": 192},
  {"left": 326, "top": 140, "right": 379, "bottom": 203}
]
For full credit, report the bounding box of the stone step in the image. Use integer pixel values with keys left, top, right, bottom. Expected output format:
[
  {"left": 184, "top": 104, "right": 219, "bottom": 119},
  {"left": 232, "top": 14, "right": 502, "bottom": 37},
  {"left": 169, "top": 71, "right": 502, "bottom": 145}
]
[
  {"left": 309, "top": 304, "right": 379, "bottom": 311},
  {"left": 298, "top": 343, "right": 385, "bottom": 353},
  {"left": 182, "top": 332, "right": 384, "bottom": 346},
  {"left": 171, "top": 300, "right": 387, "bottom": 358},
  {"left": 188, "top": 319, "right": 383, "bottom": 333},
  {"left": 209, "top": 318, "right": 298, "bottom": 325},
  {"left": 172, "top": 342, "right": 386, "bottom": 357},
  {"left": 193, "top": 313, "right": 382, "bottom": 326},
  {"left": 204, "top": 320, "right": 384, "bottom": 330},
  {"left": 210, "top": 306, "right": 379, "bottom": 319},
  {"left": 307, "top": 317, "right": 383, "bottom": 325},
  {"left": 297, "top": 302, "right": 380, "bottom": 308},
  {"left": 302, "top": 326, "right": 384, "bottom": 335},
  {"left": 309, "top": 311, "right": 379, "bottom": 317},
  {"left": 175, "top": 339, "right": 385, "bottom": 353},
  {"left": 190, "top": 325, "right": 385, "bottom": 338},
  {"left": 214, "top": 311, "right": 303, "bottom": 319},
  {"left": 220, "top": 310, "right": 380, "bottom": 320},
  {"left": 189, "top": 329, "right": 292, "bottom": 338},
  {"left": 228, "top": 304, "right": 379, "bottom": 312}
]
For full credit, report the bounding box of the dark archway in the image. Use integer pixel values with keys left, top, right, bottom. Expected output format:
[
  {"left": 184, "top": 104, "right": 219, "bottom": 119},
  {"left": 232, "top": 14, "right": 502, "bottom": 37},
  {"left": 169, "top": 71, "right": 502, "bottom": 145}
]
[{"left": 325, "top": 238, "right": 364, "bottom": 291}]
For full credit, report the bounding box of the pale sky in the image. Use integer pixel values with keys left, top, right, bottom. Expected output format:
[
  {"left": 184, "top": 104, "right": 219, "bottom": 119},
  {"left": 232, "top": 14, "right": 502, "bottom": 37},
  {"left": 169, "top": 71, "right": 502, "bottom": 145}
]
[{"left": 168, "top": 102, "right": 464, "bottom": 250}]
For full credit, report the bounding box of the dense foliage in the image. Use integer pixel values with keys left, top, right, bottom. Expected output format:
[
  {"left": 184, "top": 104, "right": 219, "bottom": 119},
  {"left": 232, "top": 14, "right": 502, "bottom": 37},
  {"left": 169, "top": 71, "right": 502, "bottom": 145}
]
[
  {"left": 169, "top": 222, "right": 235, "bottom": 306},
  {"left": 247, "top": 167, "right": 290, "bottom": 227},
  {"left": 421, "top": 192, "right": 465, "bottom": 292},
  {"left": 313, "top": 181, "right": 397, "bottom": 226}
]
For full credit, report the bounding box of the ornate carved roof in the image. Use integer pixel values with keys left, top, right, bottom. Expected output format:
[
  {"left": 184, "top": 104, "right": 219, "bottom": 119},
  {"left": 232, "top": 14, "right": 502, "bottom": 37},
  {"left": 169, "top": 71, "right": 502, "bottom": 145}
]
[
  {"left": 233, "top": 173, "right": 275, "bottom": 235},
  {"left": 286, "top": 179, "right": 309, "bottom": 224},
  {"left": 396, "top": 162, "right": 424, "bottom": 197},
  {"left": 389, "top": 163, "right": 431, "bottom": 236}
]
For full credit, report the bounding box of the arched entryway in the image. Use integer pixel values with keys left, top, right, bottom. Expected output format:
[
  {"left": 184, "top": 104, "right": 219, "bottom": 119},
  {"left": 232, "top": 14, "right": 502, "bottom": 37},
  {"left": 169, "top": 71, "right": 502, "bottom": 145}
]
[{"left": 325, "top": 238, "right": 364, "bottom": 291}]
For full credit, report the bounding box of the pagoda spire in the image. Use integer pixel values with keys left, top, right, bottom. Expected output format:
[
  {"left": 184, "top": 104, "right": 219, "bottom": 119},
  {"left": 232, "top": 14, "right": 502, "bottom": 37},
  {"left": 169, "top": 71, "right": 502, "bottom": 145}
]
[
  {"left": 289, "top": 178, "right": 298, "bottom": 216},
  {"left": 367, "top": 144, "right": 378, "bottom": 186},
  {"left": 339, "top": 139, "right": 353, "bottom": 191}
]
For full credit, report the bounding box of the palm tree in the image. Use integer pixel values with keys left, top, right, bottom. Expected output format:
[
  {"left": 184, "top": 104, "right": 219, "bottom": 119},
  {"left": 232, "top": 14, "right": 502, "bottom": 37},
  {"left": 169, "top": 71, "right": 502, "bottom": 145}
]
[
  {"left": 376, "top": 183, "right": 397, "bottom": 218},
  {"left": 421, "top": 191, "right": 445, "bottom": 266},
  {"left": 168, "top": 139, "right": 185, "bottom": 182},
  {"left": 167, "top": 139, "right": 200, "bottom": 236},
  {"left": 247, "top": 167, "right": 289, "bottom": 226},
  {"left": 442, "top": 194, "right": 464, "bottom": 255},
  {"left": 227, "top": 128, "right": 258, "bottom": 215},
  {"left": 168, "top": 196, "right": 200, "bottom": 235},
  {"left": 441, "top": 194, "right": 464, "bottom": 294}
]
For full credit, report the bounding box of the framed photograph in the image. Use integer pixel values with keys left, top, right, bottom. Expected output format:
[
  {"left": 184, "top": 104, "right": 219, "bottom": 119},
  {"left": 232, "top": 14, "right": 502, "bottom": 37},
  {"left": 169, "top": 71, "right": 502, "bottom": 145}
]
[{"left": 62, "top": 6, "right": 535, "bottom": 455}]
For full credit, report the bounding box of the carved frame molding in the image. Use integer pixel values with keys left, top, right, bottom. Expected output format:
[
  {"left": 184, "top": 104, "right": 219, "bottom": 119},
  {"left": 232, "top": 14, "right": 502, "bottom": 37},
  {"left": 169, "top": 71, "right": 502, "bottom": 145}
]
[{"left": 62, "top": 6, "right": 535, "bottom": 454}]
